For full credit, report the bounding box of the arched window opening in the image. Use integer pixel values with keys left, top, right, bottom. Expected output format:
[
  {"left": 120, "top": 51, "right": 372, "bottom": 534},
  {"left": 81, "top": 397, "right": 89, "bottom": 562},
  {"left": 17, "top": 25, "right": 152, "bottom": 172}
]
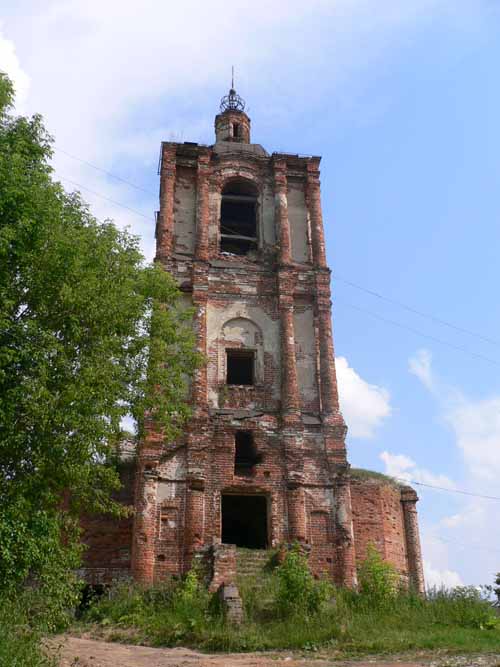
[
  {"left": 234, "top": 431, "right": 261, "bottom": 474},
  {"left": 232, "top": 122, "right": 240, "bottom": 138},
  {"left": 220, "top": 180, "right": 257, "bottom": 255}
]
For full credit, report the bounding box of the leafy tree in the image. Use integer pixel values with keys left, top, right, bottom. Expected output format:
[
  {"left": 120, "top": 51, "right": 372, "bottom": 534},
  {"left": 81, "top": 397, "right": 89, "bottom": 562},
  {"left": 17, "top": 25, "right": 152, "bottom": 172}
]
[
  {"left": 493, "top": 572, "right": 500, "bottom": 607},
  {"left": 0, "top": 72, "right": 199, "bottom": 614}
]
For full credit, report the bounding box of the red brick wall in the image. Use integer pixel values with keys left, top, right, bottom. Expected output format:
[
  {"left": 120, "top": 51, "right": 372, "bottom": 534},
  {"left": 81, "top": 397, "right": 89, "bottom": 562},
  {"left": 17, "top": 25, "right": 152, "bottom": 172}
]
[
  {"left": 350, "top": 476, "right": 408, "bottom": 578},
  {"left": 79, "top": 109, "right": 423, "bottom": 591},
  {"left": 79, "top": 461, "right": 135, "bottom": 584}
]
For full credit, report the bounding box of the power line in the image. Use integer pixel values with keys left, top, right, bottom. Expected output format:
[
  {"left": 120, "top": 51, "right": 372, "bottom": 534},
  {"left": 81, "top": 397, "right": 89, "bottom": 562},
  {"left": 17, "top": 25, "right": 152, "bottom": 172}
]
[
  {"left": 334, "top": 274, "right": 500, "bottom": 348},
  {"left": 59, "top": 176, "right": 153, "bottom": 221},
  {"left": 53, "top": 147, "right": 499, "bottom": 353},
  {"left": 394, "top": 477, "right": 500, "bottom": 502},
  {"left": 54, "top": 150, "right": 500, "bottom": 368},
  {"left": 335, "top": 299, "right": 500, "bottom": 368},
  {"left": 55, "top": 147, "right": 157, "bottom": 197}
]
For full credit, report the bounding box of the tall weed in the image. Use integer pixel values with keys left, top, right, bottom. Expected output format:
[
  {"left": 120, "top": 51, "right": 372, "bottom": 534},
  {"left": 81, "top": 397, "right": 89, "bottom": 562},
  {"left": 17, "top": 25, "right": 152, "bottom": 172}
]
[{"left": 275, "top": 543, "right": 333, "bottom": 617}]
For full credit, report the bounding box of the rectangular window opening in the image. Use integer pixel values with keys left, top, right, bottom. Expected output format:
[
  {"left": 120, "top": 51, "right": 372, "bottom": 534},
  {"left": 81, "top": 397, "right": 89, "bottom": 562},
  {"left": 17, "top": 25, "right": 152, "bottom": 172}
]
[
  {"left": 226, "top": 349, "right": 254, "bottom": 386},
  {"left": 220, "top": 195, "right": 257, "bottom": 256}
]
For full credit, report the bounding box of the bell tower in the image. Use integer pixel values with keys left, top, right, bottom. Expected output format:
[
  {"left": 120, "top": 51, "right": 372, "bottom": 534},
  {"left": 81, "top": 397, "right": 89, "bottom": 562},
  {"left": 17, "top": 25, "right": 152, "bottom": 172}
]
[
  {"left": 215, "top": 85, "right": 251, "bottom": 144},
  {"left": 125, "top": 80, "right": 423, "bottom": 594}
]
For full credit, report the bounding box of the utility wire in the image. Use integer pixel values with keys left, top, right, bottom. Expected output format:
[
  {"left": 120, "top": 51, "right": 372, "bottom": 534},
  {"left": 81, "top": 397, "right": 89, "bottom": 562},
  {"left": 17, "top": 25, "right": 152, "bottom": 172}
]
[
  {"left": 55, "top": 149, "right": 500, "bottom": 366},
  {"left": 334, "top": 275, "right": 500, "bottom": 348},
  {"left": 55, "top": 147, "right": 157, "bottom": 197},
  {"left": 54, "top": 147, "right": 499, "bottom": 352},
  {"left": 394, "top": 477, "right": 500, "bottom": 502},
  {"left": 335, "top": 299, "right": 500, "bottom": 368},
  {"left": 59, "top": 176, "right": 153, "bottom": 221}
]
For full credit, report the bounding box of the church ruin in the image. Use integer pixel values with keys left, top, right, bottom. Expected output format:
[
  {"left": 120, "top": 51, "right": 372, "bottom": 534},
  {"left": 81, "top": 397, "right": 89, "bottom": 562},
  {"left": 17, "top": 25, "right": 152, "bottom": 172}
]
[{"left": 81, "top": 84, "right": 425, "bottom": 593}]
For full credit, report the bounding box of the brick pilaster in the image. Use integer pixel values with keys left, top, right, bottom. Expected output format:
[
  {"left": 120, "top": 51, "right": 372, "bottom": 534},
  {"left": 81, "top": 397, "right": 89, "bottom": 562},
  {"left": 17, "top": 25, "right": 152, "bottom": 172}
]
[
  {"left": 335, "top": 473, "right": 357, "bottom": 587},
  {"left": 317, "top": 295, "right": 340, "bottom": 418},
  {"left": 184, "top": 480, "right": 205, "bottom": 569},
  {"left": 156, "top": 144, "right": 176, "bottom": 260},
  {"left": 274, "top": 159, "right": 292, "bottom": 265},
  {"left": 287, "top": 482, "right": 307, "bottom": 543},
  {"left": 279, "top": 292, "right": 301, "bottom": 422},
  {"left": 306, "top": 160, "right": 327, "bottom": 269},
  {"left": 191, "top": 289, "right": 208, "bottom": 415},
  {"left": 131, "top": 462, "right": 158, "bottom": 584},
  {"left": 401, "top": 487, "right": 426, "bottom": 594},
  {"left": 195, "top": 151, "right": 210, "bottom": 261}
]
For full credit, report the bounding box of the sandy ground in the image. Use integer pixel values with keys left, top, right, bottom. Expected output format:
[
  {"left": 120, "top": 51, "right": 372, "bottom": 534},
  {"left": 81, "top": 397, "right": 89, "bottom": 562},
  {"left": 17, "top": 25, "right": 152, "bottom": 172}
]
[{"left": 49, "top": 636, "right": 500, "bottom": 667}]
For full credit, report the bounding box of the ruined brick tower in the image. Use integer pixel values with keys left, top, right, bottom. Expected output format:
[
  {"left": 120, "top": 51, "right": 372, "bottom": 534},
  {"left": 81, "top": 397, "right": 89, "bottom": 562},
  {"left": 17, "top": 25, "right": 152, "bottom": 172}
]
[{"left": 81, "top": 84, "right": 425, "bottom": 593}]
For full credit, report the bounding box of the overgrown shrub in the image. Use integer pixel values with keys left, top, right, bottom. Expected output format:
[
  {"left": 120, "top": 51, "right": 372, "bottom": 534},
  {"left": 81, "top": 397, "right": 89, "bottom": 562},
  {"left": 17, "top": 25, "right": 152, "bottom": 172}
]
[
  {"left": 79, "top": 556, "right": 500, "bottom": 654},
  {"left": 426, "top": 585, "right": 499, "bottom": 630},
  {"left": 357, "top": 544, "right": 399, "bottom": 607},
  {"left": 0, "top": 595, "right": 58, "bottom": 667},
  {"left": 275, "top": 544, "right": 333, "bottom": 617}
]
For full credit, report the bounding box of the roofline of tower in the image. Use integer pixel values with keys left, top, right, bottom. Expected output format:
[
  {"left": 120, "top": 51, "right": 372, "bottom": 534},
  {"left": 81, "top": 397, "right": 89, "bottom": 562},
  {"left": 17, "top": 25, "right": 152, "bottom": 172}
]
[{"left": 158, "top": 140, "right": 322, "bottom": 175}]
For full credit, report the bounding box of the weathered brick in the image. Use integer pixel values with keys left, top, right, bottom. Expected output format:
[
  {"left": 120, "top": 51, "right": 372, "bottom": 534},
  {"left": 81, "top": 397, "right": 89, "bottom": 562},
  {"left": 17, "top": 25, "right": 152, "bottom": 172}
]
[{"left": 80, "top": 92, "right": 424, "bottom": 593}]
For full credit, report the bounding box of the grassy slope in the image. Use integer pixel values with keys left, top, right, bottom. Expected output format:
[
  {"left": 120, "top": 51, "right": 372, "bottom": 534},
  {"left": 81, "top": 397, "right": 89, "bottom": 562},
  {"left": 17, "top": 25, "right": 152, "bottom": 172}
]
[{"left": 77, "top": 577, "right": 500, "bottom": 655}]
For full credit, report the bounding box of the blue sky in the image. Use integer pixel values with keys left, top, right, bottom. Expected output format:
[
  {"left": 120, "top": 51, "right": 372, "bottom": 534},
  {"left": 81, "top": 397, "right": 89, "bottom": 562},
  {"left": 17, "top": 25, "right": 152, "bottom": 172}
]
[{"left": 2, "top": 0, "right": 499, "bottom": 587}]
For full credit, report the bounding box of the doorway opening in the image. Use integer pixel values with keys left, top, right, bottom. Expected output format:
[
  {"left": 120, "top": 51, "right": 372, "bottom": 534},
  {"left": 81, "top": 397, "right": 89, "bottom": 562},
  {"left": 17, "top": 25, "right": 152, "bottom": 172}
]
[{"left": 221, "top": 494, "right": 268, "bottom": 549}]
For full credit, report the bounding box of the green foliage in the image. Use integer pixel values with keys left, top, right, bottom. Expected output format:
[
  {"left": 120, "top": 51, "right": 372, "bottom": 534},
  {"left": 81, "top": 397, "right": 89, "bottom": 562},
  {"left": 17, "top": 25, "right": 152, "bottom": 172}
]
[
  {"left": 77, "top": 547, "right": 500, "bottom": 654},
  {"left": 349, "top": 468, "right": 402, "bottom": 487},
  {"left": 493, "top": 572, "right": 500, "bottom": 606},
  {"left": 84, "top": 571, "right": 213, "bottom": 646},
  {"left": 0, "top": 595, "right": 58, "bottom": 666},
  {"left": 79, "top": 562, "right": 500, "bottom": 654},
  {"left": 426, "top": 586, "right": 499, "bottom": 630},
  {"left": 357, "top": 543, "right": 399, "bottom": 607},
  {"left": 275, "top": 544, "right": 333, "bottom": 617},
  {"left": 0, "top": 72, "right": 199, "bottom": 650}
]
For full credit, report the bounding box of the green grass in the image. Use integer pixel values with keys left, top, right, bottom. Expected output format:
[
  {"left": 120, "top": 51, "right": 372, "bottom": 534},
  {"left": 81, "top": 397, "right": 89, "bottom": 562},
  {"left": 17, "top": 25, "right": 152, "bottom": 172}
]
[
  {"left": 0, "top": 599, "right": 57, "bottom": 667},
  {"left": 77, "top": 577, "right": 500, "bottom": 655},
  {"left": 350, "top": 467, "right": 403, "bottom": 487}
]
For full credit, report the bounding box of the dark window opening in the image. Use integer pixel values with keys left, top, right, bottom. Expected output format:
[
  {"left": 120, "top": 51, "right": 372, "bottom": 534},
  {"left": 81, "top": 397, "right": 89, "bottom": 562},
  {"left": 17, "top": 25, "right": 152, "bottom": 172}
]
[
  {"left": 226, "top": 349, "right": 254, "bottom": 385},
  {"left": 233, "top": 123, "right": 240, "bottom": 138},
  {"left": 234, "top": 431, "right": 261, "bottom": 474},
  {"left": 221, "top": 494, "right": 268, "bottom": 549},
  {"left": 220, "top": 181, "right": 257, "bottom": 255}
]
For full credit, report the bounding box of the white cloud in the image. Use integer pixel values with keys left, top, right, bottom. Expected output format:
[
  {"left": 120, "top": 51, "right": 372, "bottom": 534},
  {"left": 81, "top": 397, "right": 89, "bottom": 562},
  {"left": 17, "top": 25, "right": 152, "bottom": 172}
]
[
  {"left": 409, "top": 348, "right": 436, "bottom": 392},
  {"left": 336, "top": 356, "right": 391, "bottom": 438},
  {"left": 410, "top": 348, "right": 500, "bottom": 481},
  {"left": 379, "top": 450, "right": 455, "bottom": 488},
  {"left": 424, "top": 561, "right": 463, "bottom": 589},
  {"left": 408, "top": 348, "right": 500, "bottom": 586},
  {"left": 446, "top": 397, "right": 500, "bottom": 481},
  {"left": 0, "top": 24, "right": 30, "bottom": 111},
  {"left": 0, "top": 0, "right": 478, "bottom": 259}
]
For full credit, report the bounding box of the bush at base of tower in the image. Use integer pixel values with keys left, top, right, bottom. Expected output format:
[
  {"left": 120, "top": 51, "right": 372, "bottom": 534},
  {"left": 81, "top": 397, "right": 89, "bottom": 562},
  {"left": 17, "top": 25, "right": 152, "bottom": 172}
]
[{"left": 76, "top": 557, "right": 500, "bottom": 654}]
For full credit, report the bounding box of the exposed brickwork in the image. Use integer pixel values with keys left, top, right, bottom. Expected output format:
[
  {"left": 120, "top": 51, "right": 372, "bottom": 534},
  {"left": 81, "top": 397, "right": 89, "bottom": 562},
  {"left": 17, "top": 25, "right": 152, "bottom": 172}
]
[
  {"left": 80, "top": 94, "right": 424, "bottom": 592},
  {"left": 350, "top": 476, "right": 425, "bottom": 591}
]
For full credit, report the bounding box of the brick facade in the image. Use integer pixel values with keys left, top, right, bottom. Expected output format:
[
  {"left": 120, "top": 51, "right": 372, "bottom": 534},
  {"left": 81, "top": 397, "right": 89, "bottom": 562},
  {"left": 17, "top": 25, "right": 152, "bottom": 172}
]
[{"left": 80, "top": 88, "right": 425, "bottom": 594}]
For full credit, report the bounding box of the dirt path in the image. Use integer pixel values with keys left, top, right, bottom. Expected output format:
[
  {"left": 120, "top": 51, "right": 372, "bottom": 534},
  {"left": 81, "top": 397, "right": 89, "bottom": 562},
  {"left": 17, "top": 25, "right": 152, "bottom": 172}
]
[{"left": 50, "top": 636, "right": 500, "bottom": 667}]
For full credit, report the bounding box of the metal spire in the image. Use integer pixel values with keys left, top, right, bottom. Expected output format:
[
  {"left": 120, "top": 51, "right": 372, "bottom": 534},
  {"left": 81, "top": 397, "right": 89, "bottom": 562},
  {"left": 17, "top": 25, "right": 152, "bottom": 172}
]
[{"left": 220, "top": 67, "right": 245, "bottom": 113}]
